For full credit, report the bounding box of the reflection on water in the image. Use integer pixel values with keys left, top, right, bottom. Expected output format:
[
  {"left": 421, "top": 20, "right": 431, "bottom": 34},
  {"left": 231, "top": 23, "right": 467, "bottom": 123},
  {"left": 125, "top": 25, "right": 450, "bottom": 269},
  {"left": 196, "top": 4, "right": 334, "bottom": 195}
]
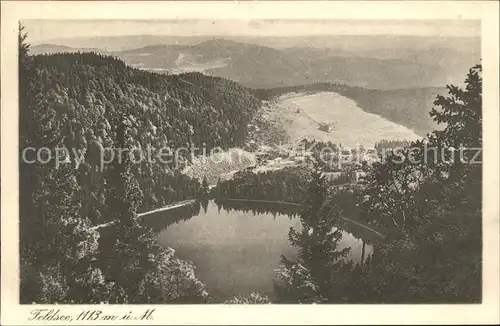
[{"left": 141, "top": 199, "right": 373, "bottom": 301}]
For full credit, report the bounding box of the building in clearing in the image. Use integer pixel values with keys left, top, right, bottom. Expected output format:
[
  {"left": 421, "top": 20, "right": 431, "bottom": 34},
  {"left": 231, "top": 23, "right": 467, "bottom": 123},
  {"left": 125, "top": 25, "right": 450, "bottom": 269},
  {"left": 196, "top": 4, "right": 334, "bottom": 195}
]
[
  {"left": 318, "top": 122, "right": 334, "bottom": 133},
  {"left": 322, "top": 170, "right": 366, "bottom": 184},
  {"left": 322, "top": 171, "right": 343, "bottom": 182}
]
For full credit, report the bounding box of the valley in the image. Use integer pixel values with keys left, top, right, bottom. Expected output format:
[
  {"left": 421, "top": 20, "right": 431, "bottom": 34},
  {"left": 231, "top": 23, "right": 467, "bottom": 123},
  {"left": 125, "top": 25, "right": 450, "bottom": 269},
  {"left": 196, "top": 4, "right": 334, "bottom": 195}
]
[{"left": 180, "top": 90, "right": 422, "bottom": 186}]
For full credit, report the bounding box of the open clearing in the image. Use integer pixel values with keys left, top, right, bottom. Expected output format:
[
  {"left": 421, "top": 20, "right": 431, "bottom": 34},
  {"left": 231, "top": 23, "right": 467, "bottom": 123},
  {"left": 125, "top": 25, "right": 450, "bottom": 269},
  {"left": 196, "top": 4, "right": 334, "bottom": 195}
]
[
  {"left": 274, "top": 92, "right": 421, "bottom": 148},
  {"left": 182, "top": 148, "right": 257, "bottom": 185}
]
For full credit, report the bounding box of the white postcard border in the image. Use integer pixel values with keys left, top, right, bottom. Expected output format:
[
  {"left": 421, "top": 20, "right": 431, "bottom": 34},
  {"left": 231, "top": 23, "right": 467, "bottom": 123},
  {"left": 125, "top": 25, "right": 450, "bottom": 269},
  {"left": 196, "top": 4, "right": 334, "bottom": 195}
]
[{"left": 1, "top": 1, "right": 499, "bottom": 325}]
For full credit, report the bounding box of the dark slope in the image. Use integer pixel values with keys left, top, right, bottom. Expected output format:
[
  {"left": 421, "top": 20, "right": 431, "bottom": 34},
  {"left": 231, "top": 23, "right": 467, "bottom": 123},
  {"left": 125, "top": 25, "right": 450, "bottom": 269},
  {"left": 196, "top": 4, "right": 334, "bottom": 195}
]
[{"left": 22, "top": 52, "right": 262, "bottom": 214}]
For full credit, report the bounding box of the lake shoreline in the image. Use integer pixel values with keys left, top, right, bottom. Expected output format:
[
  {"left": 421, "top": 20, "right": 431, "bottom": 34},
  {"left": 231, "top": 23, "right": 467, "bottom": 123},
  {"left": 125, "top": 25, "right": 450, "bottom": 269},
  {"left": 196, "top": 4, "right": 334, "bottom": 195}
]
[
  {"left": 139, "top": 197, "right": 385, "bottom": 239},
  {"left": 137, "top": 199, "right": 199, "bottom": 217},
  {"left": 217, "top": 197, "right": 385, "bottom": 238}
]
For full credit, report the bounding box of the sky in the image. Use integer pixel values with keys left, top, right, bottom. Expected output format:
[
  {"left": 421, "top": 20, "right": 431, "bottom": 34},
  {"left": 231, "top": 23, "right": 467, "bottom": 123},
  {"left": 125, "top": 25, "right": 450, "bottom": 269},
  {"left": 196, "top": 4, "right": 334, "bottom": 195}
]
[{"left": 24, "top": 19, "right": 481, "bottom": 44}]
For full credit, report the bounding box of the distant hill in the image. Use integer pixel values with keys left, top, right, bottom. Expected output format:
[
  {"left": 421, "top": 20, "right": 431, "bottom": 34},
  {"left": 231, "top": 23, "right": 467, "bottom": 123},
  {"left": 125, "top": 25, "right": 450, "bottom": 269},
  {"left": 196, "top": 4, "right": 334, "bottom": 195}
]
[
  {"left": 37, "top": 35, "right": 216, "bottom": 51},
  {"left": 32, "top": 36, "right": 480, "bottom": 90},
  {"left": 39, "top": 34, "right": 480, "bottom": 55},
  {"left": 111, "top": 39, "right": 479, "bottom": 90},
  {"left": 30, "top": 44, "right": 108, "bottom": 55}
]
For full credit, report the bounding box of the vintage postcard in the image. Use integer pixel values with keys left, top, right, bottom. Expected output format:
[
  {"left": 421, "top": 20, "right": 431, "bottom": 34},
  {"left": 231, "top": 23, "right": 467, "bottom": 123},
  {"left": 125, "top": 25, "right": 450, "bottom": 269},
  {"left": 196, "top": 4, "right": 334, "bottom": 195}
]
[{"left": 1, "top": 1, "right": 499, "bottom": 325}]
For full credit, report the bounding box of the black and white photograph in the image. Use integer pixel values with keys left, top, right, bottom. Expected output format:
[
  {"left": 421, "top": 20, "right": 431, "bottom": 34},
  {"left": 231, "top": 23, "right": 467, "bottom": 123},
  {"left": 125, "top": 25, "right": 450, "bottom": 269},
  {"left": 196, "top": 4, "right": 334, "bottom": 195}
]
[{"left": 1, "top": 1, "right": 499, "bottom": 325}]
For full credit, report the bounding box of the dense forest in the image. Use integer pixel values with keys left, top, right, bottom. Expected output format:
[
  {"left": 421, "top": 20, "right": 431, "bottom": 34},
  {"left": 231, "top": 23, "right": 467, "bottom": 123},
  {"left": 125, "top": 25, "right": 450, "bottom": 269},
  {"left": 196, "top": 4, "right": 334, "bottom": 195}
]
[
  {"left": 18, "top": 27, "right": 262, "bottom": 303},
  {"left": 22, "top": 49, "right": 261, "bottom": 213},
  {"left": 214, "top": 199, "right": 302, "bottom": 218},
  {"left": 374, "top": 139, "right": 411, "bottom": 153},
  {"left": 213, "top": 166, "right": 312, "bottom": 204},
  {"left": 254, "top": 82, "right": 443, "bottom": 136}
]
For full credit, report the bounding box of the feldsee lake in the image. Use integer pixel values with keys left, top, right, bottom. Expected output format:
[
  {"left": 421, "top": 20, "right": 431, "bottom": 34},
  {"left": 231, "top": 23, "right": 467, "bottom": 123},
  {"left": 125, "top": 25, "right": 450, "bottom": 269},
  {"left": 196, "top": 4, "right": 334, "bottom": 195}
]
[{"left": 141, "top": 199, "right": 376, "bottom": 301}]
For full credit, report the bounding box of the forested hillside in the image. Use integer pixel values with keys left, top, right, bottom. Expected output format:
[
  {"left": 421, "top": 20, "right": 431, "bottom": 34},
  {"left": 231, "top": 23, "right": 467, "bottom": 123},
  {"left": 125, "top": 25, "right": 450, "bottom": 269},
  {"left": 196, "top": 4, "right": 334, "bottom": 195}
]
[
  {"left": 22, "top": 51, "right": 261, "bottom": 213},
  {"left": 19, "top": 32, "right": 262, "bottom": 303},
  {"left": 213, "top": 166, "right": 312, "bottom": 204}
]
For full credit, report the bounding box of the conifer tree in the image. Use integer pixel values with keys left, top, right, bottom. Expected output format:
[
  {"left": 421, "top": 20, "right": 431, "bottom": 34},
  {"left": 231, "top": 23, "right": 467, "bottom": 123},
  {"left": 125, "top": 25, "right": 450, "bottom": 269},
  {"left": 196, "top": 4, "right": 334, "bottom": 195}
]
[
  {"left": 102, "top": 116, "right": 154, "bottom": 302},
  {"left": 202, "top": 176, "right": 210, "bottom": 196},
  {"left": 343, "top": 65, "right": 483, "bottom": 303},
  {"left": 274, "top": 163, "right": 350, "bottom": 303}
]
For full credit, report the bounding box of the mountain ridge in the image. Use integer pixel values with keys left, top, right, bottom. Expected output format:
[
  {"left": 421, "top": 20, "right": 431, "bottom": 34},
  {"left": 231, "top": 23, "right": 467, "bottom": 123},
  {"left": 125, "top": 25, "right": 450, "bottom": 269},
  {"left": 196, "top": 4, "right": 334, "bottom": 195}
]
[{"left": 31, "top": 36, "right": 479, "bottom": 89}]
